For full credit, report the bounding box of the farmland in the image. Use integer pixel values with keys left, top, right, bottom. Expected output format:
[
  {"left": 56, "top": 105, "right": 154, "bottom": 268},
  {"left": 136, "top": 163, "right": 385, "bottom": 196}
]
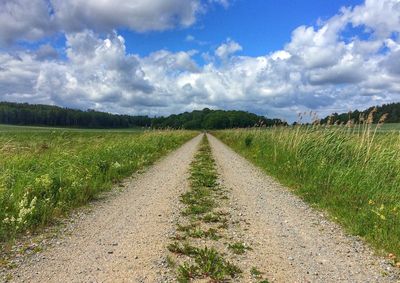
[
  {"left": 0, "top": 126, "right": 196, "bottom": 241},
  {"left": 214, "top": 124, "right": 400, "bottom": 256}
]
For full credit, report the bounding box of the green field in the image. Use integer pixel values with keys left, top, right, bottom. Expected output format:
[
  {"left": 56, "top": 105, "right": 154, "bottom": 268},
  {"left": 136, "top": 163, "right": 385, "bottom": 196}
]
[
  {"left": 214, "top": 124, "right": 400, "bottom": 256},
  {"left": 377, "top": 123, "right": 400, "bottom": 132},
  {"left": 0, "top": 124, "right": 146, "bottom": 133},
  {"left": 0, "top": 127, "right": 196, "bottom": 241}
]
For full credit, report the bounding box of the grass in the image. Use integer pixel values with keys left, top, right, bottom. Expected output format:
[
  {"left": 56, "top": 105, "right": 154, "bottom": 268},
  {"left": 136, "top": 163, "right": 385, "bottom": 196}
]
[
  {"left": 214, "top": 121, "right": 400, "bottom": 258},
  {"left": 168, "top": 135, "right": 242, "bottom": 282},
  {"left": 0, "top": 129, "right": 196, "bottom": 241},
  {"left": 176, "top": 247, "right": 242, "bottom": 282},
  {"left": 228, "top": 242, "right": 252, "bottom": 255},
  {"left": 0, "top": 124, "right": 145, "bottom": 133},
  {"left": 179, "top": 137, "right": 219, "bottom": 218},
  {"left": 250, "top": 266, "right": 263, "bottom": 279}
]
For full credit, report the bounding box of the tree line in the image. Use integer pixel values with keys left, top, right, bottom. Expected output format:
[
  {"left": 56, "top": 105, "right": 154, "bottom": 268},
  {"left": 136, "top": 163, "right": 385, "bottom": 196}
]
[
  {"left": 320, "top": 102, "right": 400, "bottom": 124},
  {"left": 0, "top": 102, "right": 286, "bottom": 129}
]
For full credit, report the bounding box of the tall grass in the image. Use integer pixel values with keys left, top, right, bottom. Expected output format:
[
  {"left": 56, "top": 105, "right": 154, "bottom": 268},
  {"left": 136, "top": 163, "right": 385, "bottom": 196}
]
[
  {"left": 0, "top": 130, "right": 196, "bottom": 241},
  {"left": 214, "top": 123, "right": 400, "bottom": 257}
]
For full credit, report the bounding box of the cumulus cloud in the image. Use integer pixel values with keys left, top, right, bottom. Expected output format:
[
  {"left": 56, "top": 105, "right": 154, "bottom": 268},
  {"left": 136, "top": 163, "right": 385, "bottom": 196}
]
[
  {"left": 215, "top": 39, "right": 243, "bottom": 59},
  {"left": 0, "top": 0, "right": 400, "bottom": 121},
  {"left": 53, "top": 0, "right": 201, "bottom": 33},
  {"left": 0, "top": 0, "right": 54, "bottom": 45},
  {"left": 34, "top": 44, "right": 59, "bottom": 61},
  {"left": 0, "top": 0, "right": 230, "bottom": 46}
]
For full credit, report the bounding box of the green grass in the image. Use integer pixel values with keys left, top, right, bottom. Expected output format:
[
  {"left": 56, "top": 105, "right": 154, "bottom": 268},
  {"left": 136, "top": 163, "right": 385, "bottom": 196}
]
[
  {"left": 168, "top": 135, "right": 243, "bottom": 282},
  {"left": 376, "top": 123, "right": 400, "bottom": 133},
  {"left": 250, "top": 266, "right": 263, "bottom": 279},
  {"left": 0, "top": 124, "right": 145, "bottom": 133},
  {"left": 228, "top": 242, "right": 252, "bottom": 255},
  {"left": 175, "top": 246, "right": 242, "bottom": 282},
  {"left": 0, "top": 129, "right": 196, "bottom": 241},
  {"left": 214, "top": 124, "right": 400, "bottom": 257},
  {"left": 180, "top": 137, "right": 219, "bottom": 217}
]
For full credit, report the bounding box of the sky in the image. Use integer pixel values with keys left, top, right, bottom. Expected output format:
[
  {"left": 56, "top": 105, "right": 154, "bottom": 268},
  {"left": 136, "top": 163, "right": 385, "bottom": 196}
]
[{"left": 0, "top": 0, "right": 399, "bottom": 121}]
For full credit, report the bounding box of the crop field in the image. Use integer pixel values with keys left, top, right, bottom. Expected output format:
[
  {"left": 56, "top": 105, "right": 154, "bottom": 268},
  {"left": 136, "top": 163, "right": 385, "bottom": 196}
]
[
  {"left": 0, "top": 127, "right": 196, "bottom": 241},
  {"left": 214, "top": 124, "right": 400, "bottom": 256}
]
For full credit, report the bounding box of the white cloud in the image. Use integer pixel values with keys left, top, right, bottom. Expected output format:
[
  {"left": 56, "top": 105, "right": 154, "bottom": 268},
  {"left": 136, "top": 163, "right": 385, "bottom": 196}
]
[
  {"left": 208, "top": 0, "right": 230, "bottom": 8},
  {"left": 0, "top": 0, "right": 231, "bottom": 46},
  {"left": 349, "top": 0, "right": 400, "bottom": 38},
  {"left": 215, "top": 39, "right": 243, "bottom": 59},
  {"left": 0, "top": 0, "right": 400, "bottom": 121},
  {"left": 53, "top": 0, "right": 201, "bottom": 33},
  {"left": 0, "top": 0, "right": 54, "bottom": 45}
]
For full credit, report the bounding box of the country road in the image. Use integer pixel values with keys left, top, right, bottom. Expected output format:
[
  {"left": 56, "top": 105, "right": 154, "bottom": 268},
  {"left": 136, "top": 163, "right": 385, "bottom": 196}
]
[
  {"left": 2, "top": 133, "right": 399, "bottom": 282},
  {"left": 207, "top": 134, "right": 399, "bottom": 283}
]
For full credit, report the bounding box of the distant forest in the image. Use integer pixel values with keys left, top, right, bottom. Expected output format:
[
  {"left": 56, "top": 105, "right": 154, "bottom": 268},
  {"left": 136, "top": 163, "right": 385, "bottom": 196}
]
[
  {"left": 0, "top": 102, "right": 285, "bottom": 129},
  {"left": 320, "top": 102, "right": 400, "bottom": 124}
]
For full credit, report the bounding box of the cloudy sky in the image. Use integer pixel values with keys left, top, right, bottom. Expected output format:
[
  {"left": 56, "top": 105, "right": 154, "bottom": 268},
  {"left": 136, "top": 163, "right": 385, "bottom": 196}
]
[{"left": 0, "top": 0, "right": 399, "bottom": 121}]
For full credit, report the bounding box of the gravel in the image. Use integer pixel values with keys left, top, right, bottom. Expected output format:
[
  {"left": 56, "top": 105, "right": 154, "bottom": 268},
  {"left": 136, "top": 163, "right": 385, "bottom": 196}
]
[
  {"left": 208, "top": 133, "right": 399, "bottom": 283},
  {"left": 3, "top": 134, "right": 202, "bottom": 283},
  {"left": 2, "top": 132, "right": 399, "bottom": 283}
]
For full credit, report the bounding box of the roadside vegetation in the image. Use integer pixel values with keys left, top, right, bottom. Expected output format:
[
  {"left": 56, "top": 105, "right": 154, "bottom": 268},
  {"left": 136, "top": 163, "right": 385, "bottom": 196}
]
[
  {"left": 0, "top": 129, "right": 196, "bottom": 241},
  {"left": 214, "top": 112, "right": 400, "bottom": 261}
]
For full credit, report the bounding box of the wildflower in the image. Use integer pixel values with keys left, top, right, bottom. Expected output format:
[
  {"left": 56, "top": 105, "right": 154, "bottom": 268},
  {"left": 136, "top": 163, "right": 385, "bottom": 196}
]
[
  {"left": 368, "top": 200, "right": 375, "bottom": 205},
  {"left": 35, "top": 174, "right": 53, "bottom": 190},
  {"left": 112, "top": 161, "right": 122, "bottom": 169}
]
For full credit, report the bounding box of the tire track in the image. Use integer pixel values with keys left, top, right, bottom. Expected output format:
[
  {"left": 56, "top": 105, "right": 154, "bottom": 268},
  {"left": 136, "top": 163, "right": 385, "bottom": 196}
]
[
  {"left": 208, "top": 133, "right": 399, "bottom": 283},
  {"left": 5, "top": 135, "right": 202, "bottom": 283}
]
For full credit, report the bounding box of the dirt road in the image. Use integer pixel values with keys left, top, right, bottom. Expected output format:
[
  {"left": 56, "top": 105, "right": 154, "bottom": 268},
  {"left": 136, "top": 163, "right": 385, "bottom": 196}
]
[
  {"left": 5, "top": 135, "right": 202, "bottom": 283},
  {"left": 3, "top": 133, "right": 399, "bottom": 282},
  {"left": 207, "top": 133, "right": 398, "bottom": 282}
]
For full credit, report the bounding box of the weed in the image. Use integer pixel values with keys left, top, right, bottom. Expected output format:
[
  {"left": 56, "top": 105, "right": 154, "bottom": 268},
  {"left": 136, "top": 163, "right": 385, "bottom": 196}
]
[
  {"left": 167, "top": 242, "right": 198, "bottom": 257},
  {"left": 166, "top": 255, "right": 176, "bottom": 268},
  {"left": 169, "top": 135, "right": 242, "bottom": 282},
  {"left": 202, "top": 212, "right": 224, "bottom": 223},
  {"left": 177, "top": 262, "right": 198, "bottom": 282},
  {"left": 228, "top": 242, "right": 252, "bottom": 255},
  {"left": 250, "top": 266, "right": 263, "bottom": 278},
  {"left": 177, "top": 247, "right": 242, "bottom": 281}
]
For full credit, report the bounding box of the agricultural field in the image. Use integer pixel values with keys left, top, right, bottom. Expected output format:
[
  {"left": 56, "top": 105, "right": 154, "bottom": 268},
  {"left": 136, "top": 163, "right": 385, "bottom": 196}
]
[
  {"left": 0, "top": 127, "right": 196, "bottom": 241},
  {"left": 214, "top": 124, "right": 400, "bottom": 257}
]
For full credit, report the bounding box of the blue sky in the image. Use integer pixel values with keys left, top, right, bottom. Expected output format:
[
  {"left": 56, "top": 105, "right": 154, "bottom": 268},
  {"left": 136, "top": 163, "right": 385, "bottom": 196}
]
[
  {"left": 0, "top": 0, "right": 399, "bottom": 121},
  {"left": 120, "top": 0, "right": 364, "bottom": 58}
]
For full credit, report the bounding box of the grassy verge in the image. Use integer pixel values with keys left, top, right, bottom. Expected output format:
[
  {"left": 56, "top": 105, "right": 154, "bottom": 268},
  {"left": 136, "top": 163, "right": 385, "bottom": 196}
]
[
  {"left": 167, "top": 134, "right": 269, "bottom": 282},
  {"left": 0, "top": 129, "right": 196, "bottom": 241},
  {"left": 214, "top": 125, "right": 400, "bottom": 260},
  {"left": 167, "top": 135, "right": 242, "bottom": 282}
]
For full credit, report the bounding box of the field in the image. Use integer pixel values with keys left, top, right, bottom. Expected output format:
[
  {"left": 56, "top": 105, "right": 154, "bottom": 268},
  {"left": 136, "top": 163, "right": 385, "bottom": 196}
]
[
  {"left": 0, "top": 126, "right": 196, "bottom": 241},
  {"left": 1, "top": 129, "right": 399, "bottom": 282},
  {"left": 377, "top": 123, "right": 400, "bottom": 132},
  {"left": 214, "top": 124, "right": 400, "bottom": 256}
]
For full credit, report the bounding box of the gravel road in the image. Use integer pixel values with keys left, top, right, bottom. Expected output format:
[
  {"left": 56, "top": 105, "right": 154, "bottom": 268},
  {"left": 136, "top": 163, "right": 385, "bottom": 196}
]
[
  {"left": 208, "top": 133, "right": 399, "bottom": 283},
  {"left": 5, "top": 135, "right": 202, "bottom": 283},
  {"left": 3, "top": 132, "right": 399, "bottom": 283}
]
